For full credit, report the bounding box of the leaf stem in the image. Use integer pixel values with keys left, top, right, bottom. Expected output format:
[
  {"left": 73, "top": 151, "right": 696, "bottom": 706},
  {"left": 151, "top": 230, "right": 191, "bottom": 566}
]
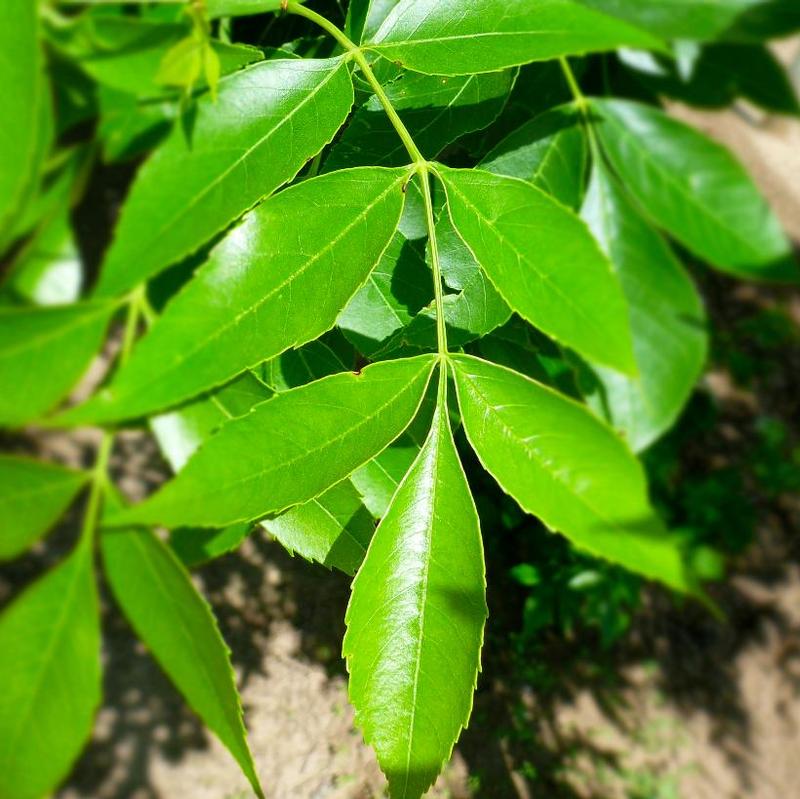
[
  {"left": 559, "top": 57, "right": 602, "bottom": 157},
  {"left": 284, "top": 2, "right": 447, "bottom": 361}
]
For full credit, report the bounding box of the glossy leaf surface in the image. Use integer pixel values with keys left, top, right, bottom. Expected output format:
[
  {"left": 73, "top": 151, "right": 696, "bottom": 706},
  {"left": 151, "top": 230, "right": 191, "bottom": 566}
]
[
  {"left": 0, "top": 456, "right": 87, "bottom": 561},
  {"left": 101, "top": 526, "right": 263, "bottom": 797},
  {"left": 0, "top": 545, "right": 101, "bottom": 799},
  {"left": 345, "top": 403, "right": 486, "bottom": 799},
  {"left": 67, "top": 168, "right": 406, "bottom": 423},
  {"left": 0, "top": 302, "right": 115, "bottom": 427},
  {"left": 592, "top": 99, "right": 797, "bottom": 280},
  {"left": 95, "top": 58, "right": 354, "bottom": 296},
  {"left": 439, "top": 167, "right": 635, "bottom": 373},
  {"left": 109, "top": 356, "right": 437, "bottom": 528},
  {"left": 370, "top": 0, "right": 663, "bottom": 76},
  {"left": 451, "top": 355, "right": 690, "bottom": 591},
  {"left": 581, "top": 162, "right": 708, "bottom": 451}
]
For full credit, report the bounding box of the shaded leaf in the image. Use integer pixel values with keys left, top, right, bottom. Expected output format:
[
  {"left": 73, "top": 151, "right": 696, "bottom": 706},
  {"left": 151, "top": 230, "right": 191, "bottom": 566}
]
[
  {"left": 592, "top": 98, "right": 797, "bottom": 280},
  {"left": 0, "top": 302, "right": 115, "bottom": 427},
  {"left": 581, "top": 161, "right": 708, "bottom": 451}
]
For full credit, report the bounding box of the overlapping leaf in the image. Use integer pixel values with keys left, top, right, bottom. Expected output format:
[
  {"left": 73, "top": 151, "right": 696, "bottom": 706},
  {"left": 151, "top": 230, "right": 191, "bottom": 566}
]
[
  {"left": 94, "top": 57, "right": 355, "bottom": 296},
  {"left": 108, "top": 355, "right": 437, "bottom": 528},
  {"left": 439, "top": 166, "right": 636, "bottom": 373},
  {"left": 65, "top": 168, "right": 407, "bottom": 423},
  {"left": 581, "top": 162, "right": 708, "bottom": 451}
]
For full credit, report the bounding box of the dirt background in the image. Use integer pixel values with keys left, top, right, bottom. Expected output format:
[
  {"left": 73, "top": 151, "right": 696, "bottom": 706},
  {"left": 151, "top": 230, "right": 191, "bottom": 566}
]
[{"left": 1, "top": 41, "right": 799, "bottom": 799}]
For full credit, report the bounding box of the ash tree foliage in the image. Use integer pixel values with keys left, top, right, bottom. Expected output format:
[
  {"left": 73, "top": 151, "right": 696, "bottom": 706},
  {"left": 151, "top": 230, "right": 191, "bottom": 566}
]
[{"left": 0, "top": 0, "right": 798, "bottom": 796}]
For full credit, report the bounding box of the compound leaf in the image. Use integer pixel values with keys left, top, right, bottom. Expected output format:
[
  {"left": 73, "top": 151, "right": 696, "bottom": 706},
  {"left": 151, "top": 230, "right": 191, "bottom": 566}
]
[
  {"left": 108, "top": 355, "right": 437, "bottom": 529},
  {"left": 451, "top": 354, "right": 691, "bottom": 591},
  {"left": 94, "top": 57, "right": 354, "bottom": 296},
  {"left": 0, "top": 544, "right": 101, "bottom": 799},
  {"left": 370, "top": 0, "right": 664, "bottom": 76},
  {"left": 66, "top": 168, "right": 407, "bottom": 423},
  {"left": 0, "top": 302, "right": 115, "bottom": 427},
  {"left": 345, "top": 400, "right": 486, "bottom": 799},
  {"left": 581, "top": 161, "right": 708, "bottom": 451},
  {"left": 439, "top": 166, "right": 635, "bottom": 373},
  {"left": 0, "top": 456, "right": 87, "bottom": 561},
  {"left": 591, "top": 98, "right": 797, "bottom": 280},
  {"left": 101, "top": 525, "right": 263, "bottom": 798}
]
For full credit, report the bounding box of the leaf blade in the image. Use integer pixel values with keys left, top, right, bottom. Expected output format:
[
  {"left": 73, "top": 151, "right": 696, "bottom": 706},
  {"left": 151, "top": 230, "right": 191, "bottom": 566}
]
[
  {"left": 451, "top": 354, "right": 692, "bottom": 592},
  {"left": 101, "top": 525, "right": 263, "bottom": 797},
  {"left": 0, "top": 545, "right": 101, "bottom": 799},
  {"left": 94, "top": 57, "right": 354, "bottom": 296},
  {"left": 344, "top": 401, "right": 486, "bottom": 799},
  {"left": 65, "top": 168, "right": 407, "bottom": 423},
  {"left": 439, "top": 166, "right": 635, "bottom": 373},
  {"left": 109, "top": 355, "right": 438, "bottom": 529},
  {"left": 370, "top": 0, "right": 664, "bottom": 75}
]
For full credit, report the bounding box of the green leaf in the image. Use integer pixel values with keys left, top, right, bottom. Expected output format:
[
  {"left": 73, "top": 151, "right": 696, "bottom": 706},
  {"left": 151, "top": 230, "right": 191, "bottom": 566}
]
[
  {"left": 0, "top": 0, "right": 44, "bottom": 236},
  {"left": 325, "top": 70, "right": 515, "bottom": 169},
  {"left": 438, "top": 166, "right": 635, "bottom": 373},
  {"left": 169, "top": 522, "right": 254, "bottom": 568},
  {"left": 152, "top": 371, "right": 274, "bottom": 473},
  {"left": 260, "top": 338, "right": 352, "bottom": 393},
  {"left": 262, "top": 480, "right": 375, "bottom": 574},
  {"left": 581, "top": 161, "right": 708, "bottom": 451},
  {"left": 344, "top": 400, "right": 486, "bottom": 799},
  {"left": 481, "top": 105, "right": 589, "bottom": 209},
  {"left": 101, "top": 525, "right": 263, "bottom": 798},
  {"left": 577, "top": 0, "right": 800, "bottom": 42},
  {"left": 451, "top": 354, "right": 691, "bottom": 592},
  {"left": 591, "top": 98, "right": 797, "bottom": 280},
  {"left": 337, "top": 230, "right": 431, "bottom": 356},
  {"left": 0, "top": 544, "right": 101, "bottom": 799},
  {"left": 205, "top": 0, "right": 299, "bottom": 17},
  {"left": 351, "top": 434, "right": 420, "bottom": 518},
  {"left": 0, "top": 456, "right": 87, "bottom": 561},
  {"left": 108, "top": 355, "right": 437, "bottom": 529},
  {"left": 0, "top": 302, "right": 115, "bottom": 428},
  {"left": 94, "top": 57, "right": 354, "bottom": 297},
  {"left": 5, "top": 210, "right": 83, "bottom": 306},
  {"left": 370, "top": 0, "right": 664, "bottom": 76},
  {"left": 67, "top": 168, "right": 407, "bottom": 423},
  {"left": 75, "top": 18, "right": 263, "bottom": 98},
  {"left": 346, "top": 0, "right": 399, "bottom": 42},
  {"left": 394, "top": 211, "right": 511, "bottom": 350}
]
